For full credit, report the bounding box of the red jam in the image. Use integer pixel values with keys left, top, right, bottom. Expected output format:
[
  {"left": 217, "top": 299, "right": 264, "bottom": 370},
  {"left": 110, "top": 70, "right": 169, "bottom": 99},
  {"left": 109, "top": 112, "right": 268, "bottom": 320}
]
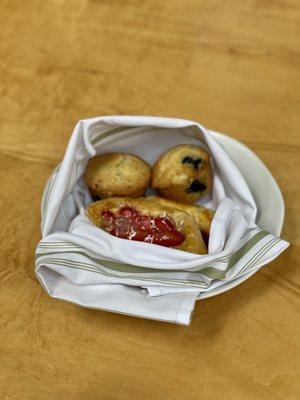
[{"left": 100, "top": 206, "right": 185, "bottom": 247}]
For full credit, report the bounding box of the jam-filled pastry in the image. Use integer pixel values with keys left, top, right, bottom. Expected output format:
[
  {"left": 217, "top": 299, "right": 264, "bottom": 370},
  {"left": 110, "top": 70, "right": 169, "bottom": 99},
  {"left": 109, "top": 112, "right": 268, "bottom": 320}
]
[
  {"left": 86, "top": 197, "right": 207, "bottom": 255},
  {"left": 151, "top": 144, "right": 212, "bottom": 203},
  {"left": 146, "top": 196, "right": 214, "bottom": 236},
  {"left": 85, "top": 153, "right": 151, "bottom": 198}
]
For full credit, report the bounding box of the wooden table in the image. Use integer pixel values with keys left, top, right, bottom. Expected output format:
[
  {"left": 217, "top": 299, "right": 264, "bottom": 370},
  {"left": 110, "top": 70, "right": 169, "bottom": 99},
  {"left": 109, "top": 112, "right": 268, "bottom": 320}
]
[{"left": 1, "top": 1, "right": 299, "bottom": 399}]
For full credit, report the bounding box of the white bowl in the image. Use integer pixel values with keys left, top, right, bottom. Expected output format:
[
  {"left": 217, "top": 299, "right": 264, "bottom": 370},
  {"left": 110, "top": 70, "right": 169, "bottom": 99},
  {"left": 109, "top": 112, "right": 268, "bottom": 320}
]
[{"left": 201, "top": 131, "right": 285, "bottom": 299}]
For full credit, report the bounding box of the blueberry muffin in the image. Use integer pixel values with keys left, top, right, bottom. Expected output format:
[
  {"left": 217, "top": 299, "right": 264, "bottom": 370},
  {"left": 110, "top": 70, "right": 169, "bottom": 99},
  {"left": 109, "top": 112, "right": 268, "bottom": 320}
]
[
  {"left": 86, "top": 197, "right": 207, "bottom": 254},
  {"left": 85, "top": 153, "right": 151, "bottom": 198},
  {"left": 151, "top": 145, "right": 212, "bottom": 203}
]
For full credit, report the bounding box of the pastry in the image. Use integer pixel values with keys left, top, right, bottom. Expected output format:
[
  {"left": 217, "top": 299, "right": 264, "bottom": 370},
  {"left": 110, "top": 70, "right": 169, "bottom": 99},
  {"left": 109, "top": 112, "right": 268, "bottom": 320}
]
[
  {"left": 86, "top": 197, "right": 207, "bottom": 254},
  {"left": 151, "top": 144, "right": 212, "bottom": 203},
  {"left": 147, "top": 196, "right": 214, "bottom": 236},
  {"left": 85, "top": 153, "right": 151, "bottom": 198}
]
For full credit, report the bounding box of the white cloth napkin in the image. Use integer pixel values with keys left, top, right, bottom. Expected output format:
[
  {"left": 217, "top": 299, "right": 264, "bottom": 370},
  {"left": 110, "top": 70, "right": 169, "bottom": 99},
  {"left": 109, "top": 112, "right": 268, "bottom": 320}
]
[{"left": 35, "top": 116, "right": 289, "bottom": 324}]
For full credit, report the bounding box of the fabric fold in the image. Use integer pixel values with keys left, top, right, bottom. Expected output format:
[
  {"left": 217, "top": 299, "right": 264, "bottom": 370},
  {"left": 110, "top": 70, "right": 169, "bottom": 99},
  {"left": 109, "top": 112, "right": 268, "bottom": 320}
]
[{"left": 35, "top": 116, "right": 289, "bottom": 325}]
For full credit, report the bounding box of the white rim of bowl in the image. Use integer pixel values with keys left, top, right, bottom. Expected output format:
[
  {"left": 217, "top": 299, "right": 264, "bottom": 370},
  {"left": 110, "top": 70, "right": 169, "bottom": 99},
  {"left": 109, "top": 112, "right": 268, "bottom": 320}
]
[{"left": 200, "top": 131, "right": 285, "bottom": 299}]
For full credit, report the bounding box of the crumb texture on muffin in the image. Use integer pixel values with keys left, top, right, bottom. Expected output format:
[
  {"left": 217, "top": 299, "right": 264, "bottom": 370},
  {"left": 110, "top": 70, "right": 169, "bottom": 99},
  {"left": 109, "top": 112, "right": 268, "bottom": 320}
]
[
  {"left": 85, "top": 153, "right": 151, "bottom": 198},
  {"left": 151, "top": 144, "right": 212, "bottom": 203}
]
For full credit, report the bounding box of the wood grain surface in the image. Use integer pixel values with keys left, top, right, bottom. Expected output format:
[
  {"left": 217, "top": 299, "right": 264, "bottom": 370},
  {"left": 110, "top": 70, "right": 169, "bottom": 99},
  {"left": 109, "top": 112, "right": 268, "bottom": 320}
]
[{"left": 0, "top": 1, "right": 299, "bottom": 399}]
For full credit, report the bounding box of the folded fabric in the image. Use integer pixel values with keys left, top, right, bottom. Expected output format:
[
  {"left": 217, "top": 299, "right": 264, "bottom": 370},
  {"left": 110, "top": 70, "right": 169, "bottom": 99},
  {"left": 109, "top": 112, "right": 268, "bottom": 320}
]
[{"left": 35, "top": 116, "right": 289, "bottom": 324}]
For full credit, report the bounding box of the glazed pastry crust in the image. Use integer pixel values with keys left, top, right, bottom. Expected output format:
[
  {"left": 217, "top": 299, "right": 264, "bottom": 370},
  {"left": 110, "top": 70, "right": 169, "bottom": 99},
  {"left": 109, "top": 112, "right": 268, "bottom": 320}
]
[
  {"left": 86, "top": 197, "right": 207, "bottom": 255},
  {"left": 85, "top": 153, "right": 151, "bottom": 198},
  {"left": 146, "top": 196, "right": 214, "bottom": 236},
  {"left": 151, "top": 144, "right": 212, "bottom": 203}
]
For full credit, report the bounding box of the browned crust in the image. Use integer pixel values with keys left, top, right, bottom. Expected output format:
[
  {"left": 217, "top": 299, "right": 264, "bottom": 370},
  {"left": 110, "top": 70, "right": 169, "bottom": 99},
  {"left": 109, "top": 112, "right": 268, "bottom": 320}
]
[{"left": 146, "top": 196, "right": 214, "bottom": 235}]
